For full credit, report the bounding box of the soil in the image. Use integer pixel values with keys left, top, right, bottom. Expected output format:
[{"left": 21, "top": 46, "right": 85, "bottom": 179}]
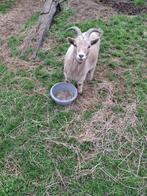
[
  {"left": 69, "top": 0, "right": 117, "bottom": 22},
  {"left": 100, "top": 0, "right": 147, "bottom": 15},
  {"left": 0, "top": 0, "right": 43, "bottom": 69},
  {"left": 69, "top": 0, "right": 147, "bottom": 23}
]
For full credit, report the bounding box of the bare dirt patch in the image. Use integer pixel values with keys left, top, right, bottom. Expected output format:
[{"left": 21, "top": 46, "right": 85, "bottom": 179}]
[
  {"left": 70, "top": 94, "right": 137, "bottom": 154},
  {"left": 0, "top": 0, "right": 42, "bottom": 39},
  {"left": 0, "top": 0, "right": 43, "bottom": 69},
  {"left": 69, "top": 0, "right": 147, "bottom": 24},
  {"left": 67, "top": 77, "right": 138, "bottom": 165},
  {"left": 69, "top": 0, "right": 117, "bottom": 22},
  {"left": 70, "top": 84, "right": 99, "bottom": 111},
  {"left": 100, "top": 0, "right": 147, "bottom": 15}
]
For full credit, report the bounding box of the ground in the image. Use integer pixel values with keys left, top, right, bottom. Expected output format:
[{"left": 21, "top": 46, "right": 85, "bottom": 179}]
[{"left": 0, "top": 0, "right": 147, "bottom": 195}]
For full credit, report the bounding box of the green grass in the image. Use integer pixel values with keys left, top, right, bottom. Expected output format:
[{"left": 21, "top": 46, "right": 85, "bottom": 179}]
[
  {"left": 7, "top": 36, "right": 20, "bottom": 57},
  {"left": 0, "top": 0, "right": 14, "bottom": 13},
  {"left": 7, "top": 12, "right": 40, "bottom": 58},
  {"left": 1, "top": 5, "right": 147, "bottom": 195},
  {"left": 22, "top": 12, "right": 40, "bottom": 30},
  {"left": 134, "top": 0, "right": 146, "bottom": 6}
]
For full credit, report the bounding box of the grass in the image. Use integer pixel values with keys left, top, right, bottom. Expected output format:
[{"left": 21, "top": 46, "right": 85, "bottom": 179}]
[
  {"left": 1, "top": 4, "right": 147, "bottom": 195},
  {"left": 0, "top": 0, "right": 14, "bottom": 13},
  {"left": 22, "top": 12, "right": 40, "bottom": 30},
  {"left": 7, "top": 36, "right": 20, "bottom": 57},
  {"left": 134, "top": 0, "right": 146, "bottom": 6}
]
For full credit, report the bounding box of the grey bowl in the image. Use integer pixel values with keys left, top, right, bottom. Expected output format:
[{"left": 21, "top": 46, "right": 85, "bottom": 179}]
[{"left": 50, "top": 82, "right": 78, "bottom": 106}]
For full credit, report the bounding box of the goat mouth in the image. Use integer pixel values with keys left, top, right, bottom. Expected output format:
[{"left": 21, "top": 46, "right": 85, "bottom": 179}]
[
  {"left": 77, "top": 58, "right": 86, "bottom": 63},
  {"left": 77, "top": 60, "right": 84, "bottom": 64}
]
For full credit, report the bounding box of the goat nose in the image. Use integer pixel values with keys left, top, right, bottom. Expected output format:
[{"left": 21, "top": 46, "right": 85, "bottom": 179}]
[{"left": 79, "top": 54, "right": 84, "bottom": 58}]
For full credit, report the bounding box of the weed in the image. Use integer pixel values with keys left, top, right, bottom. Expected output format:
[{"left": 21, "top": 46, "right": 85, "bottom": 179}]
[
  {"left": 134, "top": 0, "right": 146, "bottom": 6},
  {"left": 22, "top": 12, "right": 39, "bottom": 30},
  {"left": 0, "top": 0, "right": 14, "bottom": 13},
  {"left": 7, "top": 36, "right": 20, "bottom": 57}
]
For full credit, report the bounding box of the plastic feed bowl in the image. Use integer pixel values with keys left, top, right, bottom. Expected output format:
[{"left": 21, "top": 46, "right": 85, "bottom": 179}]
[{"left": 50, "top": 82, "right": 78, "bottom": 106}]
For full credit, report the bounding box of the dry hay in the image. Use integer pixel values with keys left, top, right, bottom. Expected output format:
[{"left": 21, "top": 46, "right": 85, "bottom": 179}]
[
  {"left": 4, "top": 153, "right": 22, "bottom": 177},
  {"left": 67, "top": 77, "right": 138, "bottom": 162}
]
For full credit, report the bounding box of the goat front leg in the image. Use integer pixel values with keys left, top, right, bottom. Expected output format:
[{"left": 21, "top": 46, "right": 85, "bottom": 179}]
[
  {"left": 64, "top": 72, "right": 71, "bottom": 83},
  {"left": 77, "top": 75, "right": 86, "bottom": 94},
  {"left": 87, "top": 66, "right": 96, "bottom": 81},
  {"left": 77, "top": 82, "right": 83, "bottom": 94}
]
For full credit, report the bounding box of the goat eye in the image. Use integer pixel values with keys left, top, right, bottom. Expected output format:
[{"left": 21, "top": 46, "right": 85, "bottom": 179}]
[
  {"left": 88, "top": 45, "right": 91, "bottom": 48},
  {"left": 74, "top": 44, "right": 77, "bottom": 47}
]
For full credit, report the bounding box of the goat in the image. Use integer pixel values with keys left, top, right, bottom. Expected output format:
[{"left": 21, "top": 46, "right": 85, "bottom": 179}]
[{"left": 64, "top": 26, "right": 103, "bottom": 94}]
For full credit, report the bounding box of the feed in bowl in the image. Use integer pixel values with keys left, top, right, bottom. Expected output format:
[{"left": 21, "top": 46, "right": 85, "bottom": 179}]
[
  {"left": 55, "top": 90, "right": 73, "bottom": 100},
  {"left": 50, "top": 82, "right": 78, "bottom": 106}
]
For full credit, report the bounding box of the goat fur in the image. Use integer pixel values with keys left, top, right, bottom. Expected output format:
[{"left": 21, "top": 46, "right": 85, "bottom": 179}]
[{"left": 64, "top": 28, "right": 102, "bottom": 93}]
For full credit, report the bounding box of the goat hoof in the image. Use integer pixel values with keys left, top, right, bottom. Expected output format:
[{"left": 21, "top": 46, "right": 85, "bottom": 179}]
[
  {"left": 78, "top": 89, "right": 83, "bottom": 94},
  {"left": 65, "top": 80, "right": 70, "bottom": 83},
  {"left": 77, "top": 83, "right": 83, "bottom": 94}
]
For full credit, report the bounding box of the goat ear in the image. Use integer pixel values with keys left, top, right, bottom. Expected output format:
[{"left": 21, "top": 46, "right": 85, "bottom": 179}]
[
  {"left": 68, "top": 37, "right": 76, "bottom": 45},
  {"left": 91, "top": 38, "right": 99, "bottom": 45}
]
